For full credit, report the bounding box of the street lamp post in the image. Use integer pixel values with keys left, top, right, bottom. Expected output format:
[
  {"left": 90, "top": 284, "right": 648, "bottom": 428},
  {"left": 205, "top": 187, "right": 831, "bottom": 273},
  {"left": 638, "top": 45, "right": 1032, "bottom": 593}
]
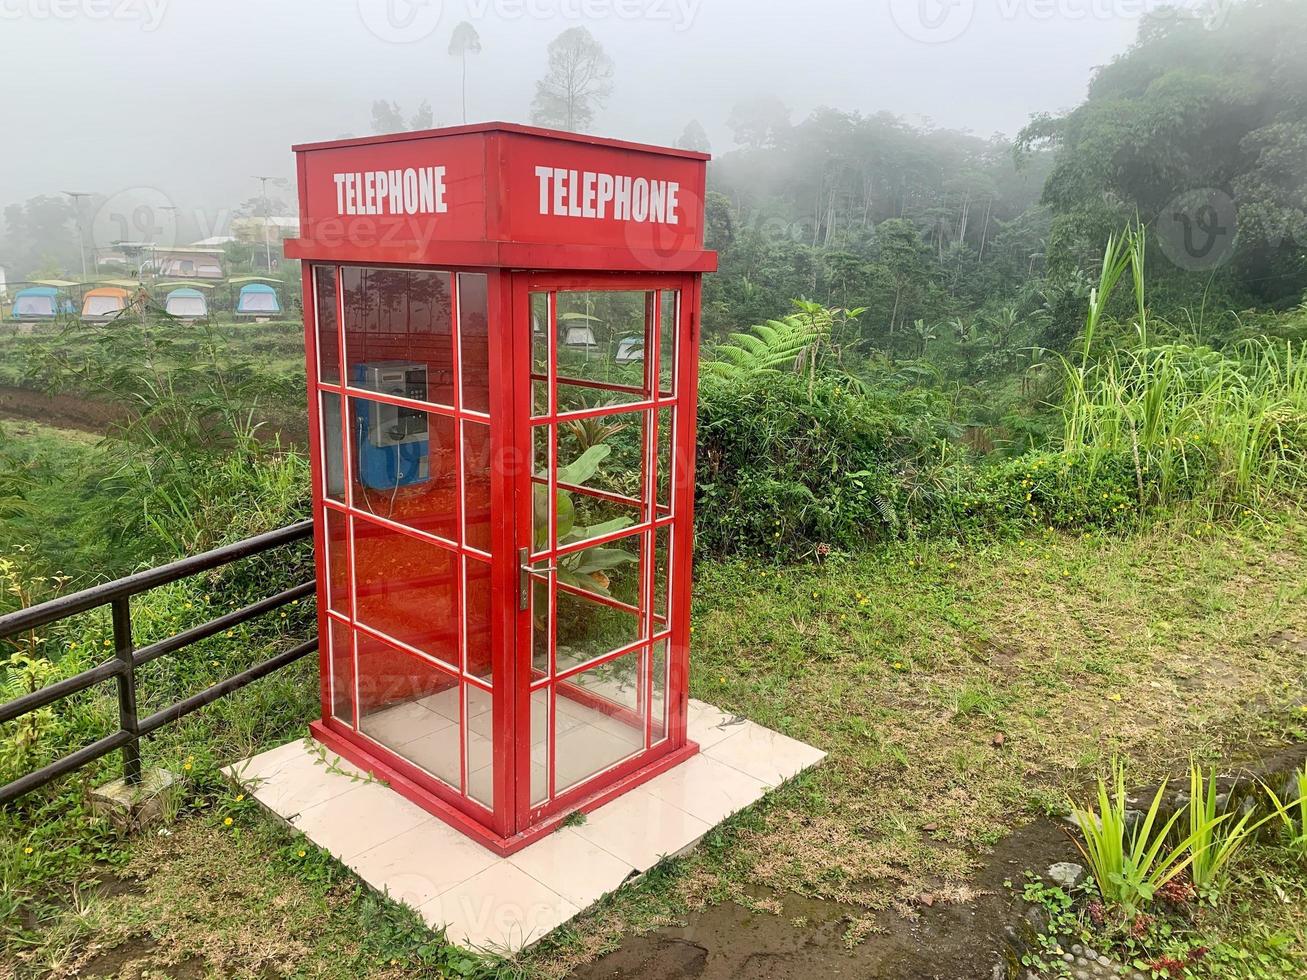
[
  {"left": 62, "top": 191, "right": 93, "bottom": 281},
  {"left": 252, "top": 176, "right": 275, "bottom": 273}
]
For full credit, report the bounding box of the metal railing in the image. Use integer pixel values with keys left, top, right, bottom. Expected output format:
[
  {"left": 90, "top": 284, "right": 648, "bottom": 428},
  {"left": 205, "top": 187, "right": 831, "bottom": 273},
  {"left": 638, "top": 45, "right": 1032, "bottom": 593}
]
[{"left": 0, "top": 520, "right": 317, "bottom": 806}]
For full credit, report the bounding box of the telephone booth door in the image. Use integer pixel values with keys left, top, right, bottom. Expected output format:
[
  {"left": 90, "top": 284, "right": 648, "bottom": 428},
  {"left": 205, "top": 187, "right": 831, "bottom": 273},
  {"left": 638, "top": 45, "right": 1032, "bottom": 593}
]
[{"left": 512, "top": 274, "right": 697, "bottom": 830}]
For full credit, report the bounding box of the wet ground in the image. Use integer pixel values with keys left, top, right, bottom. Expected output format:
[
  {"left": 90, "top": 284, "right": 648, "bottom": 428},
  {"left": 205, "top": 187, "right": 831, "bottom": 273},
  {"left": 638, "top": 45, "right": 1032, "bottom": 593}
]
[
  {"left": 574, "top": 820, "right": 1078, "bottom": 980},
  {"left": 575, "top": 740, "right": 1307, "bottom": 980}
]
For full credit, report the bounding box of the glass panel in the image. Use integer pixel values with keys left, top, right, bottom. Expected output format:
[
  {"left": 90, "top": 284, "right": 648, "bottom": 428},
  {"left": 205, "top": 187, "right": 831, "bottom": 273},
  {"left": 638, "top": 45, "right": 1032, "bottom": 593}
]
[
  {"left": 314, "top": 266, "right": 340, "bottom": 384},
  {"left": 530, "top": 572, "right": 551, "bottom": 675},
  {"left": 554, "top": 290, "right": 651, "bottom": 401},
  {"left": 659, "top": 289, "right": 677, "bottom": 396},
  {"left": 465, "top": 556, "right": 492, "bottom": 681},
  {"left": 554, "top": 648, "right": 645, "bottom": 792},
  {"left": 329, "top": 618, "right": 354, "bottom": 726},
  {"left": 557, "top": 412, "right": 647, "bottom": 537},
  {"left": 342, "top": 267, "right": 454, "bottom": 407},
  {"left": 320, "top": 391, "right": 344, "bottom": 503},
  {"left": 324, "top": 507, "right": 349, "bottom": 614},
  {"left": 466, "top": 682, "right": 494, "bottom": 808},
  {"left": 352, "top": 519, "right": 459, "bottom": 669},
  {"left": 531, "top": 424, "right": 551, "bottom": 556},
  {"left": 555, "top": 533, "right": 643, "bottom": 673},
  {"left": 462, "top": 420, "right": 492, "bottom": 552},
  {"left": 653, "top": 524, "right": 671, "bottom": 629},
  {"left": 348, "top": 398, "right": 457, "bottom": 542},
  {"left": 656, "top": 408, "right": 673, "bottom": 515},
  {"left": 458, "top": 273, "right": 490, "bottom": 414},
  {"left": 651, "top": 637, "right": 669, "bottom": 746},
  {"left": 531, "top": 292, "right": 550, "bottom": 418},
  {"left": 357, "top": 631, "right": 460, "bottom": 789},
  {"left": 530, "top": 686, "right": 550, "bottom": 805}
]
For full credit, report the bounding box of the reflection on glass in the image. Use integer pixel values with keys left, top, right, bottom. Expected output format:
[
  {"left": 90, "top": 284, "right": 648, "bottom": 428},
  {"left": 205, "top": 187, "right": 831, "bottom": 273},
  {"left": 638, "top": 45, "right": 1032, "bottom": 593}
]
[
  {"left": 659, "top": 289, "right": 678, "bottom": 395},
  {"left": 315, "top": 265, "right": 340, "bottom": 384},
  {"left": 357, "top": 630, "right": 461, "bottom": 789},
  {"left": 531, "top": 573, "right": 551, "bottom": 675},
  {"left": 324, "top": 507, "right": 349, "bottom": 614},
  {"left": 466, "top": 689, "right": 494, "bottom": 807},
  {"left": 651, "top": 638, "right": 668, "bottom": 746},
  {"left": 321, "top": 391, "right": 344, "bottom": 503},
  {"left": 554, "top": 648, "right": 645, "bottom": 792},
  {"left": 654, "top": 524, "right": 671, "bottom": 627},
  {"left": 531, "top": 292, "right": 550, "bottom": 417},
  {"left": 531, "top": 424, "right": 551, "bottom": 555},
  {"left": 531, "top": 687, "right": 550, "bottom": 804},
  {"left": 458, "top": 273, "right": 490, "bottom": 414},
  {"left": 465, "top": 556, "right": 492, "bottom": 681},
  {"left": 329, "top": 618, "right": 354, "bottom": 727},
  {"left": 352, "top": 518, "right": 459, "bottom": 669},
  {"left": 463, "top": 420, "right": 492, "bottom": 553},
  {"left": 349, "top": 397, "right": 458, "bottom": 541},
  {"left": 555, "top": 533, "right": 643, "bottom": 673},
  {"left": 557, "top": 412, "right": 646, "bottom": 532},
  {"left": 553, "top": 290, "right": 652, "bottom": 413},
  {"left": 656, "top": 407, "right": 673, "bottom": 514},
  {"left": 342, "top": 267, "right": 454, "bottom": 406}
]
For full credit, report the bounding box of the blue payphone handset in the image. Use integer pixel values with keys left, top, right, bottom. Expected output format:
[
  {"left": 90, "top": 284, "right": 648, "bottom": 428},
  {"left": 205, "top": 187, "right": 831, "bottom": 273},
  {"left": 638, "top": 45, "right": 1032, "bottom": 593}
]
[{"left": 353, "top": 361, "right": 430, "bottom": 491}]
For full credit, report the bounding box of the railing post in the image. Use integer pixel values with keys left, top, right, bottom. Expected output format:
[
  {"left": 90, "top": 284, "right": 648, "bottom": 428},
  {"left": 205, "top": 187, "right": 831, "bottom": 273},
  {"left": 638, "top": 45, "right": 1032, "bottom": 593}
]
[{"left": 111, "top": 597, "right": 142, "bottom": 784}]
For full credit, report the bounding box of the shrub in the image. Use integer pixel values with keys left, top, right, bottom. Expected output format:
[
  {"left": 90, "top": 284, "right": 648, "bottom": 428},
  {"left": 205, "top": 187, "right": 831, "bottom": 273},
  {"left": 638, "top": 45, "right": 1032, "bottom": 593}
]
[{"left": 694, "top": 372, "right": 950, "bottom": 557}]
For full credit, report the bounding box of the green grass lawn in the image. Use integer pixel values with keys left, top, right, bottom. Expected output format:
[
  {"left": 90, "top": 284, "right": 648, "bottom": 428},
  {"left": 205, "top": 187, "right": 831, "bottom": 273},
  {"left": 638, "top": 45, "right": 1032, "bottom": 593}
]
[{"left": 4, "top": 508, "right": 1305, "bottom": 978}]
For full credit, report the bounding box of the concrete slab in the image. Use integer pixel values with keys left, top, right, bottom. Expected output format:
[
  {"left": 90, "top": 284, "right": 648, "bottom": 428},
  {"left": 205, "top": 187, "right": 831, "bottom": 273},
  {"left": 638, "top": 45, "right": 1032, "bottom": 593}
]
[{"left": 225, "top": 699, "right": 824, "bottom": 955}]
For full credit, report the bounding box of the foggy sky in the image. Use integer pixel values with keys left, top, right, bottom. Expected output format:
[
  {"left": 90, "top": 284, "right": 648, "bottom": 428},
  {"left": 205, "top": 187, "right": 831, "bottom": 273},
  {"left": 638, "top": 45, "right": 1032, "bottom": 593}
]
[{"left": 0, "top": 0, "right": 1162, "bottom": 236}]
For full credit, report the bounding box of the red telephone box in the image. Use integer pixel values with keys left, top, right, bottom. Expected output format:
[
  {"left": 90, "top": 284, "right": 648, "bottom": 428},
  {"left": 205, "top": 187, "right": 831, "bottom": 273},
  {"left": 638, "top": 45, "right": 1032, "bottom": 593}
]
[{"left": 286, "top": 123, "right": 715, "bottom": 855}]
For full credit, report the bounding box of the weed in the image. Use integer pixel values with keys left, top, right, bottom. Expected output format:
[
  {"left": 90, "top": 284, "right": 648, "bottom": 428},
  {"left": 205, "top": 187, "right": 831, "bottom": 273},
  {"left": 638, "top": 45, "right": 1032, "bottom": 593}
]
[{"left": 1067, "top": 761, "right": 1210, "bottom": 918}]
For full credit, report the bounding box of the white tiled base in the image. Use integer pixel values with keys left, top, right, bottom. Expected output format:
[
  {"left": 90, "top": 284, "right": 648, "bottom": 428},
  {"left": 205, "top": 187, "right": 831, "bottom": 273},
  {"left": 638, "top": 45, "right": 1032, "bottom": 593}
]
[{"left": 224, "top": 699, "right": 824, "bottom": 955}]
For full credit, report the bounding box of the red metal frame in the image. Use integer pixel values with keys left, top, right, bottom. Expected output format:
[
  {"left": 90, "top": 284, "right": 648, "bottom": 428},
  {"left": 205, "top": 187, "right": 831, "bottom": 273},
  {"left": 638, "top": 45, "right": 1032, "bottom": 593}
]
[{"left": 294, "top": 125, "right": 712, "bottom": 856}]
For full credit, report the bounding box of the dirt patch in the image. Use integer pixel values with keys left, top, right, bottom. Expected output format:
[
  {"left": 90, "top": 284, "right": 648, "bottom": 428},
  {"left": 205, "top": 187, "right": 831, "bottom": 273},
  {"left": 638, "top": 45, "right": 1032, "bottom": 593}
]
[
  {"left": 0, "top": 384, "right": 127, "bottom": 435},
  {"left": 574, "top": 820, "right": 1077, "bottom": 980}
]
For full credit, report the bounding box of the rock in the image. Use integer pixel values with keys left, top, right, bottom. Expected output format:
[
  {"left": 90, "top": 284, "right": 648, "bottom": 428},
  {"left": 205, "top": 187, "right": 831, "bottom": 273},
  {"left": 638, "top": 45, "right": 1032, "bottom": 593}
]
[
  {"left": 1047, "top": 861, "right": 1087, "bottom": 889},
  {"left": 919, "top": 892, "right": 935, "bottom": 907},
  {"left": 922, "top": 822, "right": 938, "bottom": 832}
]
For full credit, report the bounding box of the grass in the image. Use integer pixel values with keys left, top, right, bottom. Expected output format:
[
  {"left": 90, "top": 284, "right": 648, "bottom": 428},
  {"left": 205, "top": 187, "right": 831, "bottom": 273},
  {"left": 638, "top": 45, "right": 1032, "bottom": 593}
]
[{"left": 4, "top": 506, "right": 1306, "bottom": 978}]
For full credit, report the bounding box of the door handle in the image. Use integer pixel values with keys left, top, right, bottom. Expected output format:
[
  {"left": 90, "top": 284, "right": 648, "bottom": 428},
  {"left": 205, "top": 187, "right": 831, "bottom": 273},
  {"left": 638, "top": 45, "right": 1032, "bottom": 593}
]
[{"left": 518, "top": 547, "right": 557, "bottom": 611}]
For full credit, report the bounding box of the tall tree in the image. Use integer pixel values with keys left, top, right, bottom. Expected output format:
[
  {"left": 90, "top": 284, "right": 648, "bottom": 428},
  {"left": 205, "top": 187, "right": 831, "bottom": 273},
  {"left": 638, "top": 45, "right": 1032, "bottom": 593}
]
[
  {"left": 676, "top": 119, "right": 710, "bottom": 153},
  {"left": 530, "top": 27, "right": 614, "bottom": 132},
  {"left": 448, "top": 21, "right": 482, "bottom": 125},
  {"left": 370, "top": 100, "right": 405, "bottom": 134}
]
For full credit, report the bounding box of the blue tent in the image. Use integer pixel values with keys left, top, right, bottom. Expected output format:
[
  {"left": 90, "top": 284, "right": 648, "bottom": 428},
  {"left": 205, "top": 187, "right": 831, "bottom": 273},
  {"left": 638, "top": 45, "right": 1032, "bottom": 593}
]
[
  {"left": 236, "top": 282, "right": 280, "bottom": 316},
  {"left": 165, "top": 287, "right": 208, "bottom": 319},
  {"left": 12, "top": 286, "right": 58, "bottom": 320}
]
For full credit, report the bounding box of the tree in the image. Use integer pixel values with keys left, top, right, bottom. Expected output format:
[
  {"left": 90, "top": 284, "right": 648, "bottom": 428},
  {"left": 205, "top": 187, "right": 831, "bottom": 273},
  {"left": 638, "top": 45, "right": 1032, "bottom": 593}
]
[
  {"left": 676, "top": 119, "right": 710, "bottom": 153},
  {"left": 410, "top": 99, "right": 433, "bottom": 130},
  {"left": 371, "top": 99, "right": 434, "bottom": 134},
  {"left": 530, "top": 27, "right": 614, "bottom": 132},
  {"left": 371, "top": 100, "right": 405, "bottom": 134},
  {"left": 726, "top": 95, "right": 790, "bottom": 149},
  {"left": 1, "top": 196, "right": 77, "bottom": 279},
  {"left": 448, "top": 21, "right": 482, "bottom": 125}
]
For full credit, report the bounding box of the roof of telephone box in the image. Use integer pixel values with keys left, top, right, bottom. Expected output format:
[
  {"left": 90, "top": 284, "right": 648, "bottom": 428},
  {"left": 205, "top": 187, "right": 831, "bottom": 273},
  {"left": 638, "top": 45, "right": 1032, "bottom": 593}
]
[{"left": 291, "top": 121, "right": 711, "bottom": 161}]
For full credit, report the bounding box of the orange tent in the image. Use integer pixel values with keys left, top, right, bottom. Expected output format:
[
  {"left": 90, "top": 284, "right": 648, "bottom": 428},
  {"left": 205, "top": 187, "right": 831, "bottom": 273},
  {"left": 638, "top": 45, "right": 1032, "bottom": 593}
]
[{"left": 80, "top": 287, "right": 131, "bottom": 321}]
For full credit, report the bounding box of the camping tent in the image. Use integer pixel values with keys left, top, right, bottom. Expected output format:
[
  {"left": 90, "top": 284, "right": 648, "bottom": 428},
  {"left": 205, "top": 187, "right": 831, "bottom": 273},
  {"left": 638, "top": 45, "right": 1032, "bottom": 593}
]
[
  {"left": 235, "top": 282, "right": 280, "bottom": 316},
  {"left": 81, "top": 287, "right": 130, "bottom": 321},
  {"left": 12, "top": 286, "right": 59, "bottom": 320},
  {"left": 164, "top": 287, "right": 208, "bottom": 320}
]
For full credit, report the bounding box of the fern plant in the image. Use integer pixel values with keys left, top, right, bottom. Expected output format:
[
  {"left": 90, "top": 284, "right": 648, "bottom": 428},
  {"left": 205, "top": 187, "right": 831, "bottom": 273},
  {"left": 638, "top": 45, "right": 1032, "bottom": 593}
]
[{"left": 703, "top": 300, "right": 867, "bottom": 400}]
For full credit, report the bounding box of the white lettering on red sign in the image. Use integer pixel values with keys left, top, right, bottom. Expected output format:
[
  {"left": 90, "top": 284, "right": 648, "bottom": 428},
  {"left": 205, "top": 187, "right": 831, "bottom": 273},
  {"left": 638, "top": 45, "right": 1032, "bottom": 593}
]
[
  {"left": 332, "top": 166, "right": 448, "bottom": 216},
  {"left": 534, "top": 166, "right": 680, "bottom": 224}
]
